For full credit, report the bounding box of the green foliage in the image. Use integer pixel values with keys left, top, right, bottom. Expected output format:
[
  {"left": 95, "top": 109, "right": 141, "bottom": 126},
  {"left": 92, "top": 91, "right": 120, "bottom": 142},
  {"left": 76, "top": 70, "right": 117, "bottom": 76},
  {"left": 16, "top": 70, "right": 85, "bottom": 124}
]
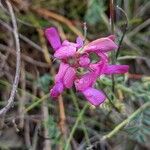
[
  {"left": 125, "top": 107, "right": 150, "bottom": 144},
  {"left": 130, "top": 79, "right": 150, "bottom": 102},
  {"left": 43, "top": 116, "right": 61, "bottom": 146},
  {"left": 0, "top": 9, "right": 9, "bottom": 22},
  {"left": 85, "top": 0, "right": 106, "bottom": 25},
  {"left": 37, "top": 74, "right": 53, "bottom": 93}
]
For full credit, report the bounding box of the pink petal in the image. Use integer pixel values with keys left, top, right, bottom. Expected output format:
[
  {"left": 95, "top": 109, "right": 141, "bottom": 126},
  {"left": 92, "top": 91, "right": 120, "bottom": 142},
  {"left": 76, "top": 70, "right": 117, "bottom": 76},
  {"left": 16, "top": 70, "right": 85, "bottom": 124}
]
[
  {"left": 104, "top": 65, "right": 129, "bottom": 75},
  {"left": 55, "top": 63, "right": 69, "bottom": 82},
  {"left": 75, "top": 72, "right": 97, "bottom": 91},
  {"left": 63, "top": 67, "right": 76, "bottom": 88},
  {"left": 108, "top": 35, "right": 116, "bottom": 41},
  {"left": 45, "top": 27, "right": 61, "bottom": 51},
  {"left": 62, "top": 40, "right": 79, "bottom": 47},
  {"left": 82, "top": 87, "right": 106, "bottom": 106},
  {"left": 83, "top": 36, "right": 118, "bottom": 53},
  {"left": 54, "top": 45, "right": 76, "bottom": 59},
  {"left": 79, "top": 55, "right": 90, "bottom": 67},
  {"left": 50, "top": 82, "right": 64, "bottom": 98},
  {"left": 76, "top": 36, "right": 84, "bottom": 48},
  {"left": 89, "top": 55, "right": 108, "bottom": 76}
]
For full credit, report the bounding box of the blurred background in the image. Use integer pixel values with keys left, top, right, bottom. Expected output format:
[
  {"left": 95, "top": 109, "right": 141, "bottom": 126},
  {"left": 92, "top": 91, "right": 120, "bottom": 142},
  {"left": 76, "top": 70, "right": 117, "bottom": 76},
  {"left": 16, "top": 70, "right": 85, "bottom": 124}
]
[{"left": 0, "top": 0, "right": 150, "bottom": 149}]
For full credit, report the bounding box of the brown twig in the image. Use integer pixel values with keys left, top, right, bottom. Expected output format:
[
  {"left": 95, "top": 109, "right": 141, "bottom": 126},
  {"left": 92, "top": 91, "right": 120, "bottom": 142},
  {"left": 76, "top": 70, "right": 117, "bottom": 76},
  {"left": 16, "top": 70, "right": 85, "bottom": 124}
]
[
  {"left": 24, "top": 118, "right": 31, "bottom": 149},
  {"left": 0, "top": 19, "right": 44, "bottom": 53},
  {"left": 18, "top": 62, "right": 26, "bottom": 129},
  {"left": 41, "top": 91, "right": 52, "bottom": 150},
  {"left": 30, "top": 7, "right": 84, "bottom": 39},
  {"left": 0, "top": 0, "right": 21, "bottom": 116},
  {"left": 58, "top": 95, "right": 67, "bottom": 139},
  {"left": 0, "top": 44, "right": 49, "bottom": 68}
]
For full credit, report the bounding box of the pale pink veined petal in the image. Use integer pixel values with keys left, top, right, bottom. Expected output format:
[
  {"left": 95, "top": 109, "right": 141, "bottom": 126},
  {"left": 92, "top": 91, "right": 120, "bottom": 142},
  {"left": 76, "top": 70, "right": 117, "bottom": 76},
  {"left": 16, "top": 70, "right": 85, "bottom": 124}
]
[
  {"left": 54, "top": 45, "right": 76, "bottom": 59},
  {"left": 83, "top": 36, "right": 118, "bottom": 53},
  {"left": 63, "top": 67, "right": 76, "bottom": 88},
  {"left": 79, "top": 55, "right": 90, "bottom": 67},
  {"left": 55, "top": 63, "right": 69, "bottom": 82},
  {"left": 82, "top": 87, "right": 106, "bottom": 106},
  {"left": 50, "top": 82, "right": 64, "bottom": 98},
  {"left": 75, "top": 72, "right": 97, "bottom": 91},
  {"left": 45, "top": 27, "right": 61, "bottom": 51},
  {"left": 104, "top": 65, "right": 129, "bottom": 75}
]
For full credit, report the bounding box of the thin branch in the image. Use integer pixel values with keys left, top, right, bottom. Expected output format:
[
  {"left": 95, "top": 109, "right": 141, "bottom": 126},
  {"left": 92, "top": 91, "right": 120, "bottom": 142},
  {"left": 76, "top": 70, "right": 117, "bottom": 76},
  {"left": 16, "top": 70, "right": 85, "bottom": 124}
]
[
  {"left": 64, "top": 103, "right": 89, "bottom": 150},
  {"left": 109, "top": 0, "right": 115, "bottom": 93},
  {"left": 128, "top": 18, "right": 150, "bottom": 37},
  {"left": 115, "top": 6, "right": 129, "bottom": 59},
  {"left": 0, "top": 19, "right": 43, "bottom": 53},
  {"left": 102, "top": 102, "right": 150, "bottom": 140},
  {"left": 0, "top": 0, "right": 21, "bottom": 116},
  {"left": 0, "top": 43, "right": 49, "bottom": 68},
  {"left": 30, "top": 7, "right": 85, "bottom": 39}
]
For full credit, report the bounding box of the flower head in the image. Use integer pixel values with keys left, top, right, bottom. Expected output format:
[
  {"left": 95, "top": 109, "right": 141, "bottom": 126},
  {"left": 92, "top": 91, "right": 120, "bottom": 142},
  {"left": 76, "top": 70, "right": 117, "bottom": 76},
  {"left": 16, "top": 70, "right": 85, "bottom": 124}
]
[{"left": 45, "top": 27, "right": 129, "bottom": 106}]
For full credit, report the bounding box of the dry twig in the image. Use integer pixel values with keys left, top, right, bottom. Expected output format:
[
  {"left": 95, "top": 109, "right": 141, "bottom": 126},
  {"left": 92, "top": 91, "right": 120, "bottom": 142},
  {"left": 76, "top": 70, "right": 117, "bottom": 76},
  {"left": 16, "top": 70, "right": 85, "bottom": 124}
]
[
  {"left": 0, "top": 0, "right": 21, "bottom": 116},
  {"left": 30, "top": 7, "right": 84, "bottom": 39}
]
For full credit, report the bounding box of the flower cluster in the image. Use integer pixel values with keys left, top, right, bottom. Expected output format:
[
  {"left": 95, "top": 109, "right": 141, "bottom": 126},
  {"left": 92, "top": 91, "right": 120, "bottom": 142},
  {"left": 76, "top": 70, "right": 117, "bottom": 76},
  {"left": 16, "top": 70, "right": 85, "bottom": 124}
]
[{"left": 45, "top": 27, "right": 129, "bottom": 106}]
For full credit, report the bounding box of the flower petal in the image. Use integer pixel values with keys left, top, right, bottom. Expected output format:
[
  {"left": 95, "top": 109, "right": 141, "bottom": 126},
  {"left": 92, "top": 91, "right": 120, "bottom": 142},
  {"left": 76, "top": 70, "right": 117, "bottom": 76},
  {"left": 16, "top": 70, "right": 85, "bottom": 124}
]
[
  {"left": 63, "top": 67, "right": 76, "bottom": 88},
  {"left": 104, "top": 65, "right": 129, "bottom": 75},
  {"left": 76, "top": 36, "right": 84, "bottom": 48},
  {"left": 55, "top": 63, "right": 69, "bottom": 82},
  {"left": 89, "top": 53, "right": 108, "bottom": 76},
  {"left": 62, "top": 40, "right": 78, "bottom": 47},
  {"left": 50, "top": 82, "right": 64, "bottom": 98},
  {"left": 82, "top": 87, "right": 106, "bottom": 106},
  {"left": 45, "top": 27, "right": 61, "bottom": 51},
  {"left": 75, "top": 72, "right": 97, "bottom": 91},
  {"left": 79, "top": 55, "right": 90, "bottom": 67},
  {"left": 108, "top": 35, "right": 116, "bottom": 41},
  {"left": 54, "top": 45, "right": 76, "bottom": 59},
  {"left": 83, "top": 36, "right": 118, "bottom": 53}
]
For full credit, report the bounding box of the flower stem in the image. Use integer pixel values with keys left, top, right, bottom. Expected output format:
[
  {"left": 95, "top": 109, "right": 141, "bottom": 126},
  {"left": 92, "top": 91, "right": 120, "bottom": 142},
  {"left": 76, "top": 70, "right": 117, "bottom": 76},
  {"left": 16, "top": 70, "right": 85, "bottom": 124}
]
[{"left": 109, "top": 0, "right": 116, "bottom": 93}]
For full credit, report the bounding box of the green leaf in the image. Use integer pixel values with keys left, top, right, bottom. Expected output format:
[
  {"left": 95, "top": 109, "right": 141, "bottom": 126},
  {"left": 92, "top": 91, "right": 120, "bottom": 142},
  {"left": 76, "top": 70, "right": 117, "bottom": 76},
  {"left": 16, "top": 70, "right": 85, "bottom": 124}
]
[
  {"left": 125, "top": 107, "right": 150, "bottom": 144},
  {"left": 43, "top": 116, "right": 61, "bottom": 145},
  {"left": 85, "top": 0, "right": 106, "bottom": 25},
  {"left": 37, "top": 74, "right": 53, "bottom": 93}
]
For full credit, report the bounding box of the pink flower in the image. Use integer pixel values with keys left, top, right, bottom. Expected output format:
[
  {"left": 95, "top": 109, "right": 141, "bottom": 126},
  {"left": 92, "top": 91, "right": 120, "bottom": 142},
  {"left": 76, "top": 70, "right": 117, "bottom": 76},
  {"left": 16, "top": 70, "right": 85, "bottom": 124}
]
[
  {"left": 83, "top": 35, "right": 118, "bottom": 53},
  {"left": 82, "top": 87, "right": 106, "bottom": 106},
  {"left": 45, "top": 27, "right": 61, "bottom": 51},
  {"left": 50, "top": 62, "right": 76, "bottom": 96},
  {"left": 45, "top": 27, "right": 129, "bottom": 106},
  {"left": 79, "top": 54, "right": 90, "bottom": 67}
]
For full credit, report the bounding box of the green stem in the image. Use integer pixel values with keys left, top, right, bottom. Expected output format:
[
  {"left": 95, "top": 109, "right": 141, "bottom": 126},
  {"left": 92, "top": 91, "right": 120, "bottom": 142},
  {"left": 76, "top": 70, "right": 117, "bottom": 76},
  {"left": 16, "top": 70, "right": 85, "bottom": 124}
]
[
  {"left": 70, "top": 90, "right": 91, "bottom": 146},
  {"left": 64, "top": 103, "right": 89, "bottom": 150},
  {"left": 110, "top": 0, "right": 116, "bottom": 93},
  {"left": 25, "top": 94, "right": 49, "bottom": 112},
  {"left": 102, "top": 101, "right": 150, "bottom": 140}
]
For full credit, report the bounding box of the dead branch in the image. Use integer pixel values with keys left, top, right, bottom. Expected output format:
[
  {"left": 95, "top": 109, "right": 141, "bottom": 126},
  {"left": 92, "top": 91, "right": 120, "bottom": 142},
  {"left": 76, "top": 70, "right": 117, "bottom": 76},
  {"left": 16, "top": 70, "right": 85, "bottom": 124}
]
[{"left": 0, "top": 0, "right": 21, "bottom": 116}]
